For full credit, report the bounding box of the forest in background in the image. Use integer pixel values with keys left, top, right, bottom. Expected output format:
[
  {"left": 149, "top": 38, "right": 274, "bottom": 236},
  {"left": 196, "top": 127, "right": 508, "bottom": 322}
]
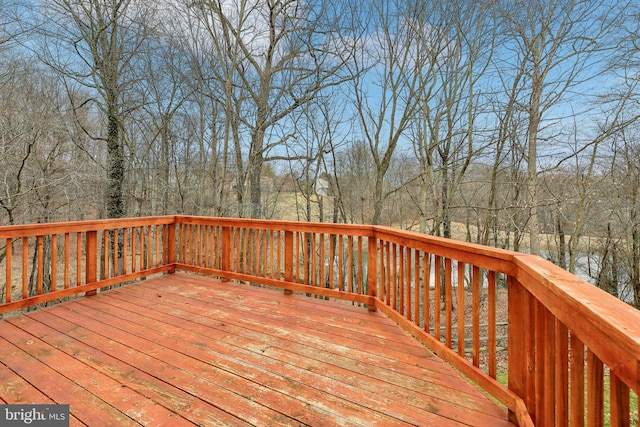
[{"left": 1, "top": 0, "right": 639, "bottom": 307}]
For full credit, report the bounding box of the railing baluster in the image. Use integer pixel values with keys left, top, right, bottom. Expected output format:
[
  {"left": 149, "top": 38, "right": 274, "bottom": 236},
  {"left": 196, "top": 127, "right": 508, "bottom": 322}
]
[
  {"left": 367, "top": 235, "right": 377, "bottom": 311},
  {"left": 338, "top": 235, "right": 343, "bottom": 291},
  {"left": 311, "top": 232, "right": 317, "bottom": 287},
  {"left": 155, "top": 225, "right": 161, "bottom": 269},
  {"left": 556, "top": 320, "right": 569, "bottom": 427},
  {"left": 21, "top": 237, "right": 28, "bottom": 299},
  {"left": 221, "top": 226, "right": 231, "bottom": 280},
  {"left": 445, "top": 257, "right": 452, "bottom": 348},
  {"left": 357, "top": 236, "right": 363, "bottom": 295},
  {"left": 472, "top": 265, "right": 480, "bottom": 365},
  {"left": 347, "top": 235, "right": 353, "bottom": 294},
  {"left": 487, "top": 270, "right": 496, "bottom": 378},
  {"left": 147, "top": 225, "right": 152, "bottom": 269},
  {"left": 64, "top": 233, "right": 70, "bottom": 289},
  {"left": 391, "top": 243, "right": 397, "bottom": 310},
  {"left": 102, "top": 230, "right": 109, "bottom": 279},
  {"left": 85, "top": 230, "right": 97, "bottom": 295},
  {"left": 570, "top": 332, "right": 585, "bottom": 427},
  {"left": 423, "top": 253, "right": 430, "bottom": 334},
  {"left": 319, "top": 233, "right": 325, "bottom": 288},
  {"left": 5, "top": 238, "right": 11, "bottom": 303},
  {"left": 457, "top": 261, "right": 465, "bottom": 356},
  {"left": 37, "top": 236, "right": 43, "bottom": 295},
  {"left": 434, "top": 255, "right": 441, "bottom": 342},
  {"left": 399, "top": 245, "right": 405, "bottom": 315},
  {"left": 406, "top": 247, "right": 412, "bottom": 321},
  {"left": 131, "top": 227, "right": 137, "bottom": 272},
  {"left": 587, "top": 349, "right": 604, "bottom": 427},
  {"left": 328, "top": 233, "right": 335, "bottom": 290},
  {"left": 414, "top": 250, "right": 420, "bottom": 325},
  {"left": 76, "top": 233, "right": 82, "bottom": 285},
  {"left": 276, "top": 230, "right": 282, "bottom": 280},
  {"left": 525, "top": 288, "right": 536, "bottom": 418},
  {"left": 284, "top": 230, "right": 293, "bottom": 295},
  {"left": 51, "top": 234, "right": 57, "bottom": 291},
  {"left": 610, "top": 372, "right": 630, "bottom": 427}
]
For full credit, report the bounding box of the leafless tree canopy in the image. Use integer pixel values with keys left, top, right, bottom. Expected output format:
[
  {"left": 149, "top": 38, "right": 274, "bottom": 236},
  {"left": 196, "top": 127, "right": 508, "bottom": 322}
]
[{"left": 1, "top": 0, "right": 639, "bottom": 306}]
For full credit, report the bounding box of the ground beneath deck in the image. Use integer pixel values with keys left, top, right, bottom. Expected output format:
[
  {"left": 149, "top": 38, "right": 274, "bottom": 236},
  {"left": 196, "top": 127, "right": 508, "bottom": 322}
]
[{"left": 0, "top": 272, "right": 513, "bottom": 426}]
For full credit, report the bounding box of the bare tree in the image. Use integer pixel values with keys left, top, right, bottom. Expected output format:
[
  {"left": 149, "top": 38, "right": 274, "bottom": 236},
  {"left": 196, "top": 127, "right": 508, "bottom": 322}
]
[
  {"left": 497, "top": 0, "right": 626, "bottom": 254},
  {"left": 38, "top": 0, "right": 151, "bottom": 219},
  {"left": 186, "top": 0, "right": 354, "bottom": 218}
]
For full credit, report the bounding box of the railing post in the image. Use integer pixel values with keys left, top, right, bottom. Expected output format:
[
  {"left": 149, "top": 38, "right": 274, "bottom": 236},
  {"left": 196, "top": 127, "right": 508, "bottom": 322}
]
[
  {"left": 367, "top": 235, "right": 377, "bottom": 312},
  {"left": 221, "top": 226, "right": 231, "bottom": 282},
  {"left": 85, "top": 230, "right": 98, "bottom": 296},
  {"left": 167, "top": 223, "right": 176, "bottom": 273},
  {"left": 284, "top": 230, "right": 293, "bottom": 295},
  {"left": 507, "top": 275, "right": 528, "bottom": 424}
]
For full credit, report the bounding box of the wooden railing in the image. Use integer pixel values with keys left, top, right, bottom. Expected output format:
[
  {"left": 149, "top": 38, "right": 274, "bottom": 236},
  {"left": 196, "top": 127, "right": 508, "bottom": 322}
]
[{"left": 1, "top": 215, "right": 639, "bottom": 427}]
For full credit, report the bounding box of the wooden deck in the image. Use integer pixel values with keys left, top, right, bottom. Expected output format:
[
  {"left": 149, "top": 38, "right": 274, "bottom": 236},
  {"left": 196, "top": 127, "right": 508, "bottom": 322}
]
[{"left": 0, "top": 272, "right": 514, "bottom": 426}]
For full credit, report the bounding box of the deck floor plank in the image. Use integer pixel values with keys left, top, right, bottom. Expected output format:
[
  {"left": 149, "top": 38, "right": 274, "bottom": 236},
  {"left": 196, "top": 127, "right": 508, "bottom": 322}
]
[
  {"left": 114, "top": 277, "right": 509, "bottom": 423},
  {"left": 72, "top": 297, "right": 464, "bottom": 426},
  {"left": 0, "top": 272, "right": 514, "bottom": 426}
]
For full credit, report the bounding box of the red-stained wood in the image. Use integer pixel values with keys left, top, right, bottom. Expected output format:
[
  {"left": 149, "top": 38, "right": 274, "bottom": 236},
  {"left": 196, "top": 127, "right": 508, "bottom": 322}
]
[
  {"left": 384, "top": 241, "right": 390, "bottom": 305},
  {"left": 5, "top": 238, "right": 11, "bottom": 303},
  {"left": 488, "top": 270, "right": 497, "bottom": 378},
  {"left": 555, "top": 320, "right": 569, "bottom": 427},
  {"left": 102, "top": 230, "right": 109, "bottom": 278},
  {"left": 525, "top": 288, "right": 536, "bottom": 420},
  {"left": 423, "top": 252, "right": 431, "bottom": 334},
  {"left": 405, "top": 247, "right": 412, "bottom": 320},
  {"left": 457, "top": 261, "right": 465, "bottom": 357},
  {"left": 508, "top": 275, "right": 527, "bottom": 424},
  {"left": 472, "top": 265, "right": 480, "bottom": 366},
  {"left": 21, "top": 237, "right": 27, "bottom": 299},
  {"left": 3, "top": 214, "right": 640, "bottom": 426},
  {"left": 399, "top": 245, "right": 405, "bottom": 316},
  {"left": 37, "top": 235, "right": 43, "bottom": 295},
  {"left": 155, "top": 224, "right": 161, "bottom": 268},
  {"left": 445, "top": 257, "right": 453, "bottom": 348},
  {"left": 120, "top": 228, "right": 126, "bottom": 275},
  {"left": 131, "top": 227, "right": 137, "bottom": 272},
  {"left": 587, "top": 350, "right": 604, "bottom": 427},
  {"left": 542, "top": 305, "right": 556, "bottom": 427},
  {"left": 434, "top": 255, "right": 442, "bottom": 342},
  {"left": 311, "top": 232, "right": 317, "bottom": 286},
  {"left": 391, "top": 243, "right": 397, "bottom": 310},
  {"left": 347, "top": 235, "right": 353, "bottom": 293},
  {"left": 64, "top": 233, "right": 70, "bottom": 288},
  {"left": 367, "top": 235, "right": 377, "bottom": 311},
  {"left": 610, "top": 372, "right": 630, "bottom": 427},
  {"left": 357, "top": 236, "right": 363, "bottom": 295},
  {"left": 85, "top": 230, "right": 97, "bottom": 296},
  {"left": 414, "top": 250, "right": 420, "bottom": 325},
  {"left": 0, "top": 273, "right": 514, "bottom": 427},
  {"left": 51, "top": 234, "right": 57, "bottom": 291},
  {"left": 76, "top": 232, "right": 81, "bottom": 286}
]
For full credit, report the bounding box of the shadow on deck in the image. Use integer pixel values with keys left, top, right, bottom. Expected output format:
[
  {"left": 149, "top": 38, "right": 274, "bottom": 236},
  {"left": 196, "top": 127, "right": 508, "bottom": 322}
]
[{"left": 0, "top": 272, "right": 513, "bottom": 426}]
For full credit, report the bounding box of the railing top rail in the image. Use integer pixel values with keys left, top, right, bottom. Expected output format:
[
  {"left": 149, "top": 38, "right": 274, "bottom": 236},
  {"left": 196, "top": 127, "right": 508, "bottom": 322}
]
[
  {"left": 514, "top": 254, "right": 640, "bottom": 392},
  {"left": 0, "top": 216, "right": 176, "bottom": 239}
]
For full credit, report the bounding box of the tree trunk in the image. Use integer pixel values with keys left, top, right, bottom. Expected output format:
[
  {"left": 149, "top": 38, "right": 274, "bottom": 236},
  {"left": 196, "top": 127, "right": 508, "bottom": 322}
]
[{"left": 106, "top": 110, "right": 125, "bottom": 219}]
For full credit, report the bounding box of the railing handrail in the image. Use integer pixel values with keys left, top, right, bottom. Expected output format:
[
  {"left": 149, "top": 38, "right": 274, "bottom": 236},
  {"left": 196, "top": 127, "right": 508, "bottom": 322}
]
[
  {"left": 0, "top": 216, "right": 176, "bottom": 239},
  {"left": 1, "top": 215, "right": 639, "bottom": 426},
  {"left": 513, "top": 253, "right": 640, "bottom": 393}
]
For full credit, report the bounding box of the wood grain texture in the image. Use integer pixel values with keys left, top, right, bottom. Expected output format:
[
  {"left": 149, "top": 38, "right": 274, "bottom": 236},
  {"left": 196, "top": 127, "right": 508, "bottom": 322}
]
[{"left": 0, "top": 273, "right": 514, "bottom": 427}]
